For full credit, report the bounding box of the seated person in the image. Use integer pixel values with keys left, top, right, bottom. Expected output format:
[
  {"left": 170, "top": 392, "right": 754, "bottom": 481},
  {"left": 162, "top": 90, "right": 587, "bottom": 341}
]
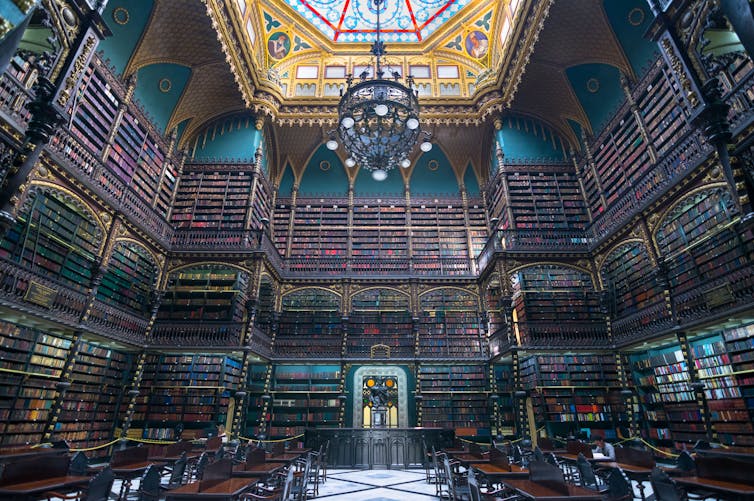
[{"left": 592, "top": 435, "right": 615, "bottom": 460}]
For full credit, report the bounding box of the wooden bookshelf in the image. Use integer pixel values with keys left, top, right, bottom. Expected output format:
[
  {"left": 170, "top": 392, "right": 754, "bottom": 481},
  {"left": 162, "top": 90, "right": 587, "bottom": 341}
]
[
  {"left": 635, "top": 63, "right": 689, "bottom": 158},
  {"left": 630, "top": 346, "right": 697, "bottom": 448},
  {"left": 244, "top": 363, "right": 270, "bottom": 436},
  {"left": 0, "top": 321, "right": 69, "bottom": 446},
  {"left": 275, "top": 289, "right": 342, "bottom": 358},
  {"left": 157, "top": 265, "right": 248, "bottom": 322},
  {"left": 419, "top": 364, "right": 488, "bottom": 436},
  {"left": 53, "top": 340, "right": 132, "bottom": 456},
  {"left": 601, "top": 242, "right": 664, "bottom": 323},
  {"left": 506, "top": 169, "right": 588, "bottom": 230},
  {"left": 268, "top": 364, "right": 341, "bottom": 437},
  {"left": 132, "top": 353, "right": 240, "bottom": 439},
  {"left": 96, "top": 241, "right": 159, "bottom": 314},
  {"left": 0, "top": 190, "right": 100, "bottom": 292},
  {"left": 70, "top": 63, "right": 119, "bottom": 157},
  {"left": 418, "top": 289, "right": 482, "bottom": 358},
  {"left": 511, "top": 265, "right": 605, "bottom": 346},
  {"left": 521, "top": 354, "right": 624, "bottom": 438},
  {"left": 171, "top": 170, "right": 253, "bottom": 229},
  {"left": 347, "top": 289, "right": 412, "bottom": 358},
  {"left": 655, "top": 188, "right": 741, "bottom": 298},
  {"left": 711, "top": 323, "right": 754, "bottom": 446},
  {"left": 291, "top": 201, "right": 349, "bottom": 258},
  {"left": 493, "top": 363, "right": 515, "bottom": 436}
]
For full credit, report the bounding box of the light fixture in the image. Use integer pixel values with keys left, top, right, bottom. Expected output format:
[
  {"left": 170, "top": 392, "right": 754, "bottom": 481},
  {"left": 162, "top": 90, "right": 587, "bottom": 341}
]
[
  {"left": 372, "top": 169, "right": 388, "bottom": 181},
  {"left": 327, "top": 0, "right": 431, "bottom": 181}
]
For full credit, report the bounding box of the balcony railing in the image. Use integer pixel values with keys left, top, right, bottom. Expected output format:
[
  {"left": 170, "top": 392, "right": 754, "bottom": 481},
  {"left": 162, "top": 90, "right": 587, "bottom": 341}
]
[
  {"left": 610, "top": 301, "right": 674, "bottom": 345},
  {"left": 86, "top": 299, "right": 149, "bottom": 344},
  {"left": 150, "top": 321, "right": 244, "bottom": 347},
  {"left": 0, "top": 256, "right": 87, "bottom": 327},
  {"left": 46, "top": 129, "right": 173, "bottom": 246},
  {"left": 171, "top": 229, "right": 264, "bottom": 252},
  {"left": 0, "top": 72, "right": 32, "bottom": 132}
]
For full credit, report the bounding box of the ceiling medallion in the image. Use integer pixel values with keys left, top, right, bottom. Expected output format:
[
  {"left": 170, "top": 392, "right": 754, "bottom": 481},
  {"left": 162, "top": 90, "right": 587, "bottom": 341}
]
[
  {"left": 112, "top": 7, "right": 130, "bottom": 25},
  {"left": 586, "top": 78, "right": 600, "bottom": 93},
  {"left": 326, "top": 0, "right": 432, "bottom": 181},
  {"left": 158, "top": 78, "right": 172, "bottom": 93}
]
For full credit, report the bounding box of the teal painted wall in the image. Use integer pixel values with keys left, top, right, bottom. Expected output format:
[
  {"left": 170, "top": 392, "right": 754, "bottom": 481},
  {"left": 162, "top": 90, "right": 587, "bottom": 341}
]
[
  {"left": 409, "top": 148, "right": 459, "bottom": 196},
  {"left": 604, "top": 0, "right": 659, "bottom": 77},
  {"left": 566, "top": 63, "right": 625, "bottom": 135},
  {"left": 133, "top": 63, "right": 190, "bottom": 133},
  {"left": 99, "top": 1, "right": 154, "bottom": 76},
  {"left": 192, "top": 117, "right": 262, "bottom": 162},
  {"left": 298, "top": 145, "right": 349, "bottom": 196},
  {"left": 494, "top": 117, "right": 568, "bottom": 164},
  {"left": 278, "top": 163, "right": 295, "bottom": 196},
  {"left": 463, "top": 164, "right": 480, "bottom": 196},
  {"left": 353, "top": 168, "right": 404, "bottom": 196}
]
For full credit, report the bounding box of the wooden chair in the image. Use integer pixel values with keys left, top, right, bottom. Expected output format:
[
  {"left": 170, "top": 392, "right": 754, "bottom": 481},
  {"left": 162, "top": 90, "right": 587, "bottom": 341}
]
[
  {"left": 650, "top": 467, "right": 688, "bottom": 501},
  {"left": 443, "top": 455, "right": 471, "bottom": 501},
  {"left": 131, "top": 464, "right": 160, "bottom": 501},
  {"left": 45, "top": 466, "right": 115, "bottom": 501},
  {"left": 68, "top": 451, "right": 89, "bottom": 476},
  {"left": 604, "top": 467, "right": 633, "bottom": 501},
  {"left": 161, "top": 451, "right": 188, "bottom": 489},
  {"left": 241, "top": 466, "right": 295, "bottom": 501},
  {"left": 575, "top": 453, "right": 607, "bottom": 492},
  {"left": 467, "top": 468, "right": 518, "bottom": 501},
  {"left": 528, "top": 460, "right": 566, "bottom": 485}
]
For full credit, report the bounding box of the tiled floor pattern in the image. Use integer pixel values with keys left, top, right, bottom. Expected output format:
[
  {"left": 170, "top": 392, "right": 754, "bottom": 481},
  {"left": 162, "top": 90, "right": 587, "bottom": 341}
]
[{"left": 61, "top": 467, "right": 663, "bottom": 500}]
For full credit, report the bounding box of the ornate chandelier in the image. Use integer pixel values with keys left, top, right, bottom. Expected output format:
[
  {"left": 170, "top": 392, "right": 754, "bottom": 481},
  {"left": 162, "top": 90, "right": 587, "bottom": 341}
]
[{"left": 326, "top": 0, "right": 432, "bottom": 181}]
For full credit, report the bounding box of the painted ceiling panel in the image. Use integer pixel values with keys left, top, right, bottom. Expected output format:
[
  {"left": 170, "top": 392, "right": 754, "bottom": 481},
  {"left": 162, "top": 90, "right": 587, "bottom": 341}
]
[{"left": 280, "top": 0, "right": 470, "bottom": 43}]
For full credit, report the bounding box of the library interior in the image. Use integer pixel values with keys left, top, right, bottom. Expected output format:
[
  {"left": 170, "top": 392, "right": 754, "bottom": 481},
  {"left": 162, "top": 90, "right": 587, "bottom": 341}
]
[{"left": 1, "top": 0, "right": 754, "bottom": 499}]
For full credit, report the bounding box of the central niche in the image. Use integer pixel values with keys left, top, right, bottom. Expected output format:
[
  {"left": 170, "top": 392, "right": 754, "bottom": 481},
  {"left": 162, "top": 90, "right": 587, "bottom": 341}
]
[
  {"left": 362, "top": 375, "right": 399, "bottom": 428},
  {"left": 351, "top": 365, "right": 408, "bottom": 428}
]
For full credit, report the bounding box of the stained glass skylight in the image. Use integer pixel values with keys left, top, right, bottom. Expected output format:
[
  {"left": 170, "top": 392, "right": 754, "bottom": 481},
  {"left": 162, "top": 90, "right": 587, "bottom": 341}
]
[{"left": 281, "top": 0, "right": 470, "bottom": 43}]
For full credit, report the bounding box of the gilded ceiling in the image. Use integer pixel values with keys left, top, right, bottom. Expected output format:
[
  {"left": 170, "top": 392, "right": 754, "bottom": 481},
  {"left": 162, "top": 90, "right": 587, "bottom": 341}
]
[{"left": 109, "top": 0, "right": 648, "bottom": 180}]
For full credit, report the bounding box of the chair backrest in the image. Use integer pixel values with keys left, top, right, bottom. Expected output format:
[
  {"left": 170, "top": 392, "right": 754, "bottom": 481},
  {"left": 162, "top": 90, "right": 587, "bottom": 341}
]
[
  {"left": 431, "top": 446, "right": 442, "bottom": 478},
  {"left": 606, "top": 467, "right": 633, "bottom": 501},
  {"left": 199, "top": 458, "right": 232, "bottom": 492},
  {"left": 512, "top": 445, "right": 523, "bottom": 464},
  {"left": 489, "top": 447, "right": 510, "bottom": 469},
  {"left": 651, "top": 467, "right": 685, "bottom": 501},
  {"left": 468, "top": 468, "right": 482, "bottom": 501},
  {"left": 137, "top": 464, "right": 161, "bottom": 501},
  {"left": 83, "top": 466, "right": 115, "bottom": 501},
  {"left": 246, "top": 447, "right": 266, "bottom": 465},
  {"left": 529, "top": 459, "right": 565, "bottom": 484},
  {"left": 443, "top": 456, "right": 456, "bottom": 491},
  {"left": 111, "top": 446, "right": 148, "bottom": 466},
  {"left": 676, "top": 450, "right": 696, "bottom": 472},
  {"left": 0, "top": 455, "right": 69, "bottom": 486},
  {"left": 469, "top": 442, "right": 483, "bottom": 457},
  {"left": 170, "top": 452, "right": 188, "bottom": 485},
  {"left": 205, "top": 436, "right": 222, "bottom": 452},
  {"left": 69, "top": 451, "right": 88, "bottom": 476},
  {"left": 577, "top": 453, "right": 598, "bottom": 487},
  {"left": 194, "top": 452, "right": 209, "bottom": 480},
  {"left": 281, "top": 467, "right": 295, "bottom": 501},
  {"left": 538, "top": 437, "right": 555, "bottom": 451},
  {"left": 615, "top": 446, "right": 654, "bottom": 468}
]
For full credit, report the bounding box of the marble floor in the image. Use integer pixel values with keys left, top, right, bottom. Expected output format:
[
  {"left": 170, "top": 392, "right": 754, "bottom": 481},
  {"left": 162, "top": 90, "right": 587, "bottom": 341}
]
[
  {"left": 316, "top": 469, "right": 440, "bottom": 500},
  {"left": 59, "top": 467, "right": 665, "bottom": 500}
]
